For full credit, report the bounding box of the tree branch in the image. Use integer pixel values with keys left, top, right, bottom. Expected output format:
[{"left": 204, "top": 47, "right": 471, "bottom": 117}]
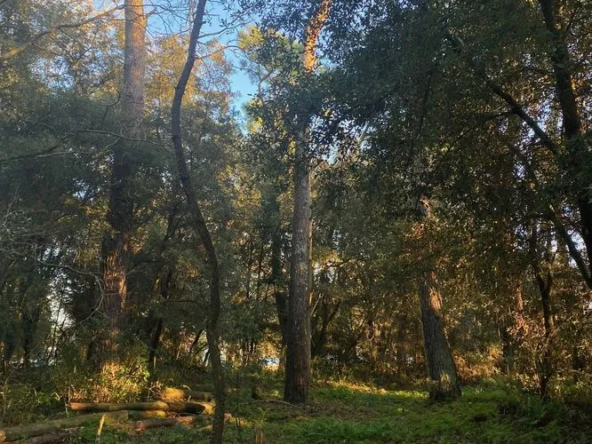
[
  {"left": 170, "top": 1, "right": 226, "bottom": 443},
  {"left": 446, "top": 33, "right": 560, "bottom": 156},
  {"left": 0, "top": 7, "right": 121, "bottom": 61}
]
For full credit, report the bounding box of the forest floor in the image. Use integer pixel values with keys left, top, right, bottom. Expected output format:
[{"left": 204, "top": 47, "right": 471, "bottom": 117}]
[{"left": 84, "top": 380, "right": 592, "bottom": 444}]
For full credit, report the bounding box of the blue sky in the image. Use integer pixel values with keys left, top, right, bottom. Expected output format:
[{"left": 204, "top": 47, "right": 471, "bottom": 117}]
[
  {"left": 94, "top": 0, "right": 256, "bottom": 116},
  {"left": 191, "top": 1, "right": 257, "bottom": 114}
]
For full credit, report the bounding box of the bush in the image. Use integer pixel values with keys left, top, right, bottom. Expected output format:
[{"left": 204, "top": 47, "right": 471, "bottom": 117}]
[
  {"left": 52, "top": 339, "right": 150, "bottom": 403},
  {"left": 0, "top": 379, "right": 60, "bottom": 426}
]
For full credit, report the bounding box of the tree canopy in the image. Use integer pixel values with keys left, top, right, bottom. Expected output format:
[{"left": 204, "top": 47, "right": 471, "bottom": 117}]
[{"left": 1, "top": 0, "right": 592, "bottom": 442}]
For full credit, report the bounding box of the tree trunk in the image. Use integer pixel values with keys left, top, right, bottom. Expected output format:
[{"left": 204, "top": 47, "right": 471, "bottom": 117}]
[
  {"left": 262, "top": 186, "right": 288, "bottom": 350},
  {"left": 159, "top": 387, "right": 213, "bottom": 402},
  {"left": 395, "top": 320, "right": 408, "bottom": 375},
  {"left": 284, "top": 0, "right": 332, "bottom": 406},
  {"left": 272, "top": 230, "right": 288, "bottom": 347},
  {"left": 22, "top": 305, "right": 41, "bottom": 368},
  {"left": 501, "top": 280, "right": 525, "bottom": 374},
  {"left": 69, "top": 401, "right": 206, "bottom": 414},
  {"left": 11, "top": 429, "right": 80, "bottom": 444},
  {"left": 265, "top": 188, "right": 289, "bottom": 351},
  {"left": 1, "top": 318, "right": 16, "bottom": 373},
  {"left": 187, "top": 330, "right": 204, "bottom": 357},
  {"left": 99, "top": 0, "right": 146, "bottom": 364},
  {"left": 419, "top": 271, "right": 461, "bottom": 401},
  {"left": 284, "top": 134, "right": 312, "bottom": 404},
  {"left": 147, "top": 318, "right": 163, "bottom": 370},
  {"left": 148, "top": 268, "right": 172, "bottom": 371},
  {"left": 170, "top": 1, "right": 225, "bottom": 442},
  {"left": 69, "top": 402, "right": 169, "bottom": 412},
  {"left": 312, "top": 296, "right": 340, "bottom": 359},
  {"left": 529, "top": 224, "right": 555, "bottom": 398},
  {"left": 535, "top": 268, "right": 554, "bottom": 399},
  {"left": 0, "top": 412, "right": 128, "bottom": 443}
]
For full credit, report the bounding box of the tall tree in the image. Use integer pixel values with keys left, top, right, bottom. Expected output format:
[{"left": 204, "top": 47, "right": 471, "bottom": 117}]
[
  {"left": 99, "top": 0, "right": 146, "bottom": 363},
  {"left": 170, "top": 1, "right": 225, "bottom": 442},
  {"left": 284, "top": 0, "right": 332, "bottom": 405}
]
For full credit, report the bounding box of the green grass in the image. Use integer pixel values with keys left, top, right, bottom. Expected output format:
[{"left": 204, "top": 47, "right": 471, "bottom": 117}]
[
  {"left": 244, "top": 383, "right": 587, "bottom": 444},
  {"left": 125, "top": 382, "right": 590, "bottom": 444},
  {"left": 11, "top": 381, "right": 592, "bottom": 444}
]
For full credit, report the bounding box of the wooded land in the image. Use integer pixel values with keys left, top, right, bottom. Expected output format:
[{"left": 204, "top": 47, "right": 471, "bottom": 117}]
[{"left": 1, "top": 0, "right": 592, "bottom": 443}]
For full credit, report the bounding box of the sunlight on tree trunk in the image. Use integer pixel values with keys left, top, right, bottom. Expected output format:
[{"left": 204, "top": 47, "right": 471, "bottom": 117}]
[
  {"left": 98, "top": 0, "right": 146, "bottom": 368},
  {"left": 419, "top": 271, "right": 461, "bottom": 401},
  {"left": 284, "top": 0, "right": 332, "bottom": 405}
]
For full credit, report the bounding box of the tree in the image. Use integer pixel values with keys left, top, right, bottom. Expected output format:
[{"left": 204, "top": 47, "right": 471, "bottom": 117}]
[
  {"left": 239, "top": 3, "right": 333, "bottom": 401},
  {"left": 537, "top": 0, "right": 592, "bottom": 275},
  {"left": 99, "top": 0, "right": 146, "bottom": 366},
  {"left": 170, "top": 1, "right": 225, "bottom": 442},
  {"left": 283, "top": 0, "right": 331, "bottom": 406}
]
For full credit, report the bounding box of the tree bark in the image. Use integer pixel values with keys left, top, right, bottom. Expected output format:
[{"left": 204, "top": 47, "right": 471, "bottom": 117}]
[
  {"left": 22, "top": 305, "right": 41, "bottom": 368},
  {"left": 529, "top": 225, "right": 555, "bottom": 398},
  {"left": 419, "top": 271, "right": 461, "bottom": 401},
  {"left": 272, "top": 230, "right": 288, "bottom": 347},
  {"left": 285, "top": 136, "right": 312, "bottom": 404},
  {"left": 147, "top": 268, "right": 172, "bottom": 371},
  {"left": 535, "top": 273, "right": 554, "bottom": 399},
  {"left": 0, "top": 412, "right": 128, "bottom": 443},
  {"left": 127, "top": 411, "right": 167, "bottom": 420},
  {"left": 69, "top": 402, "right": 169, "bottom": 412},
  {"left": 159, "top": 387, "right": 213, "bottom": 402},
  {"left": 170, "top": 1, "right": 225, "bottom": 442},
  {"left": 264, "top": 189, "right": 288, "bottom": 349},
  {"left": 284, "top": 0, "right": 332, "bottom": 406},
  {"left": 70, "top": 401, "right": 206, "bottom": 414},
  {"left": 11, "top": 429, "right": 80, "bottom": 444},
  {"left": 99, "top": 0, "right": 146, "bottom": 363}
]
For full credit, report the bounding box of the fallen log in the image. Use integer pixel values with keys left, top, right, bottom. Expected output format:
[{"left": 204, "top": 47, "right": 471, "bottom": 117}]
[
  {"left": 166, "top": 402, "right": 206, "bottom": 414},
  {"left": 128, "top": 411, "right": 167, "bottom": 420},
  {"left": 69, "top": 401, "right": 206, "bottom": 415},
  {"left": 69, "top": 401, "right": 169, "bottom": 412},
  {"left": 12, "top": 428, "right": 80, "bottom": 444},
  {"left": 200, "top": 402, "right": 215, "bottom": 415},
  {"left": 159, "top": 387, "right": 213, "bottom": 402},
  {"left": 0, "top": 411, "right": 128, "bottom": 443},
  {"left": 132, "top": 415, "right": 209, "bottom": 431}
]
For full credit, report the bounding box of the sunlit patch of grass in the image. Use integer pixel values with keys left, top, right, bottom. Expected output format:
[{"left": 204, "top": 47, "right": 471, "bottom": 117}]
[
  {"left": 313, "top": 382, "right": 427, "bottom": 419},
  {"left": 51, "top": 380, "right": 592, "bottom": 444},
  {"left": 255, "top": 384, "right": 591, "bottom": 444},
  {"left": 268, "top": 388, "right": 282, "bottom": 397},
  {"left": 315, "top": 380, "right": 426, "bottom": 402}
]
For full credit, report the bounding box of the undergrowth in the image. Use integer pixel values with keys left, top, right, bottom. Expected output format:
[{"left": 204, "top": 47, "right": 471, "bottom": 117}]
[
  {"left": 2, "top": 373, "right": 592, "bottom": 443},
  {"left": 122, "top": 380, "right": 592, "bottom": 444}
]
